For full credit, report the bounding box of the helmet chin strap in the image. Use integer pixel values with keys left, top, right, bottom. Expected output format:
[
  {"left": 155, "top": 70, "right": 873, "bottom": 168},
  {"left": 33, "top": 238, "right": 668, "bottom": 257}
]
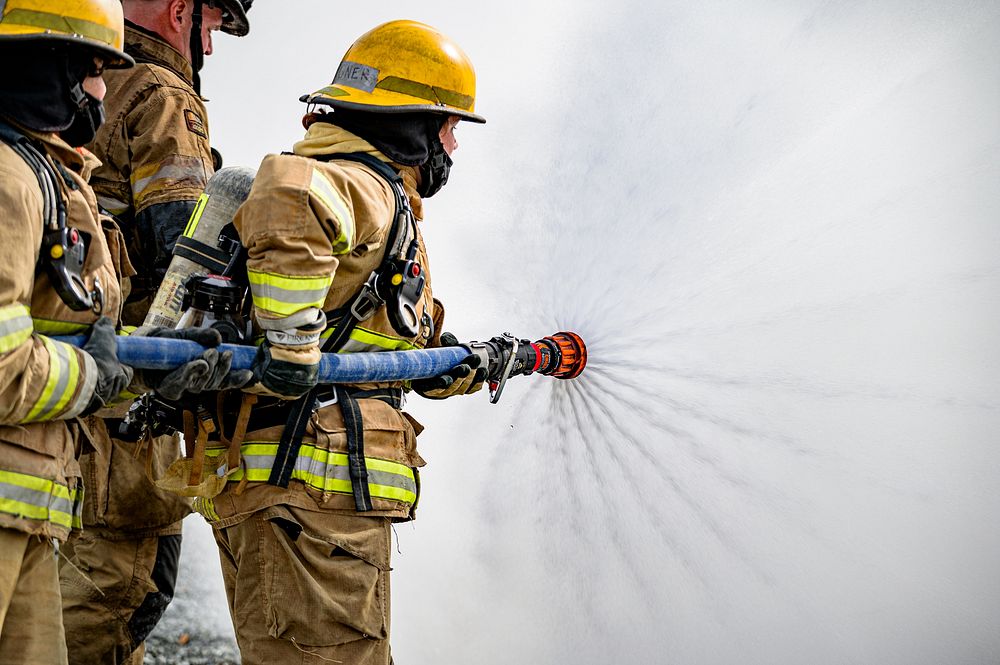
[
  {"left": 190, "top": 0, "right": 204, "bottom": 95},
  {"left": 60, "top": 76, "right": 106, "bottom": 147}
]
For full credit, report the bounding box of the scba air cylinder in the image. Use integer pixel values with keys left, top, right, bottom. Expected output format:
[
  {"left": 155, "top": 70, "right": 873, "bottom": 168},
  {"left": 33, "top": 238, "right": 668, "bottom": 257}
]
[{"left": 142, "top": 167, "right": 256, "bottom": 330}]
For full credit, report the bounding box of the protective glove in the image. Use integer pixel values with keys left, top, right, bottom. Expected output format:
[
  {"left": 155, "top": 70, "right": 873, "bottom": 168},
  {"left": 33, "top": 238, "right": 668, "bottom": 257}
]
[
  {"left": 244, "top": 340, "right": 320, "bottom": 400},
  {"left": 411, "top": 332, "right": 487, "bottom": 399},
  {"left": 82, "top": 316, "right": 134, "bottom": 414},
  {"left": 130, "top": 327, "right": 253, "bottom": 400}
]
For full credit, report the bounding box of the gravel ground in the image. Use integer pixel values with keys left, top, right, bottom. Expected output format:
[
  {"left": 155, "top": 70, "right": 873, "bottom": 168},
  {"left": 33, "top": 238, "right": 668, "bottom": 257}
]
[{"left": 143, "top": 518, "right": 240, "bottom": 665}]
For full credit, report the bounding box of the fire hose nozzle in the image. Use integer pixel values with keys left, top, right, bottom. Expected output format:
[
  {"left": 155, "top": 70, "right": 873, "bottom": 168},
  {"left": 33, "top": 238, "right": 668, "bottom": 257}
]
[
  {"left": 470, "top": 330, "right": 588, "bottom": 403},
  {"left": 540, "top": 331, "right": 588, "bottom": 379}
]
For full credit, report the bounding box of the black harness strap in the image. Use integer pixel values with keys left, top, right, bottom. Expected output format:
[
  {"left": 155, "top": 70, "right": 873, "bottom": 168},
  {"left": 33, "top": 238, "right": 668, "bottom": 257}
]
[
  {"left": 267, "top": 390, "right": 318, "bottom": 488},
  {"left": 336, "top": 385, "right": 373, "bottom": 512},
  {"left": 173, "top": 235, "right": 232, "bottom": 274},
  {"left": 267, "top": 153, "right": 412, "bottom": 512}
]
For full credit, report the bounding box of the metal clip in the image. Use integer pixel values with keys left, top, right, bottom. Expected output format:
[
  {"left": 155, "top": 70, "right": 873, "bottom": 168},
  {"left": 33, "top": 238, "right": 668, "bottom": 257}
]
[
  {"left": 349, "top": 276, "right": 382, "bottom": 322},
  {"left": 489, "top": 332, "right": 519, "bottom": 404},
  {"left": 91, "top": 276, "right": 104, "bottom": 315}
]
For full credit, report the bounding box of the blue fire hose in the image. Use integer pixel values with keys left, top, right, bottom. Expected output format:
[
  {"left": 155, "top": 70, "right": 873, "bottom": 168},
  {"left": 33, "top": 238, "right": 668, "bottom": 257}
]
[
  {"left": 55, "top": 336, "right": 469, "bottom": 384},
  {"left": 54, "top": 330, "right": 587, "bottom": 404}
]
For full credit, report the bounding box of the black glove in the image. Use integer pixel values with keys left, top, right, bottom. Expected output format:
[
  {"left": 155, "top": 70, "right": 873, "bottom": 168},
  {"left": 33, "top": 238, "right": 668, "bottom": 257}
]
[
  {"left": 411, "top": 332, "right": 487, "bottom": 399},
  {"left": 131, "top": 327, "right": 253, "bottom": 400},
  {"left": 82, "top": 317, "right": 134, "bottom": 414},
  {"left": 245, "top": 340, "right": 320, "bottom": 400}
]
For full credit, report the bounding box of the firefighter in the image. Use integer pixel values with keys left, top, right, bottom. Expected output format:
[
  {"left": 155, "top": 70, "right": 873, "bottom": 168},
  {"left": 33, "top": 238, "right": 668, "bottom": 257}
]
[
  {"left": 0, "top": 2, "right": 133, "bottom": 663},
  {"left": 194, "top": 20, "right": 486, "bottom": 664},
  {"left": 56, "top": 0, "right": 252, "bottom": 663}
]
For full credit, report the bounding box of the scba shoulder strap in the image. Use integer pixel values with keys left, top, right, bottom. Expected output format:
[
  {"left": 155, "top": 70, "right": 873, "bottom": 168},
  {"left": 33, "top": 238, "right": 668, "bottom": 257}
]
[{"left": 0, "top": 121, "right": 103, "bottom": 313}]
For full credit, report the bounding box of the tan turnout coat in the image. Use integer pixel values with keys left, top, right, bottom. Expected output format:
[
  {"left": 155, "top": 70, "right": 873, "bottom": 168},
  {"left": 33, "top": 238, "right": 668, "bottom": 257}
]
[
  {"left": 79, "top": 22, "right": 217, "bottom": 535},
  {"left": 0, "top": 129, "right": 124, "bottom": 541},
  {"left": 198, "top": 124, "right": 442, "bottom": 526}
]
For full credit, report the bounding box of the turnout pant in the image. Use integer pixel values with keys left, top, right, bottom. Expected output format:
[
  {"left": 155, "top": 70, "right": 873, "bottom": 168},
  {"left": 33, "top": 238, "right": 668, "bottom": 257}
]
[
  {"left": 59, "top": 530, "right": 181, "bottom": 665},
  {"left": 0, "top": 528, "right": 68, "bottom": 665},
  {"left": 214, "top": 505, "right": 392, "bottom": 665}
]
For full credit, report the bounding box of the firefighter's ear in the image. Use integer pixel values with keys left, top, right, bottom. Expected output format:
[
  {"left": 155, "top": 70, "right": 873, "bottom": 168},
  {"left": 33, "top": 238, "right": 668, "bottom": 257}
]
[{"left": 168, "top": 0, "right": 189, "bottom": 32}]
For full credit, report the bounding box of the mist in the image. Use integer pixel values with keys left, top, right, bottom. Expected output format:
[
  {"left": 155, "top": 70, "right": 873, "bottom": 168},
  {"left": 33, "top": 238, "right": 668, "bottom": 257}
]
[{"left": 160, "top": 2, "right": 1000, "bottom": 664}]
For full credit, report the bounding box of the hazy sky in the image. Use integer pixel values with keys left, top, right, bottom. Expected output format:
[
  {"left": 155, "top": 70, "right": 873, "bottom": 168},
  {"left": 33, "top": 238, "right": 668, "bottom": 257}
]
[{"left": 188, "top": 3, "right": 1000, "bottom": 664}]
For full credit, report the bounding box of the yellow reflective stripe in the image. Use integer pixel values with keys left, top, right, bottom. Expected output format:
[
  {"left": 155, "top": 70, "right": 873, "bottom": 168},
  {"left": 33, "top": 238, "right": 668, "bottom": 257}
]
[
  {"left": 309, "top": 169, "right": 355, "bottom": 254},
  {"left": 24, "top": 337, "right": 80, "bottom": 422},
  {"left": 72, "top": 484, "right": 84, "bottom": 529},
  {"left": 368, "top": 481, "right": 418, "bottom": 504},
  {"left": 0, "top": 497, "right": 73, "bottom": 529},
  {"left": 193, "top": 497, "right": 220, "bottom": 521},
  {"left": 333, "top": 326, "right": 418, "bottom": 353},
  {"left": 183, "top": 193, "right": 210, "bottom": 237},
  {"left": 231, "top": 441, "right": 417, "bottom": 505},
  {"left": 30, "top": 317, "right": 89, "bottom": 336},
  {"left": 0, "top": 304, "right": 32, "bottom": 353},
  {"left": 246, "top": 269, "right": 332, "bottom": 317},
  {"left": 0, "top": 469, "right": 80, "bottom": 530}
]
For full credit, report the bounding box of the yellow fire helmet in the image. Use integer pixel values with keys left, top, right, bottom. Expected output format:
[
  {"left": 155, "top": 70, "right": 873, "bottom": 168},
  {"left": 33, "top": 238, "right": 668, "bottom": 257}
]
[
  {"left": 0, "top": 0, "right": 134, "bottom": 68},
  {"left": 301, "top": 19, "right": 485, "bottom": 124}
]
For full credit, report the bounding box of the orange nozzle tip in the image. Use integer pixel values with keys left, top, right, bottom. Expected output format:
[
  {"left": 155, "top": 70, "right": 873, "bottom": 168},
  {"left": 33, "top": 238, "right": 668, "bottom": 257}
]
[{"left": 546, "top": 331, "right": 587, "bottom": 379}]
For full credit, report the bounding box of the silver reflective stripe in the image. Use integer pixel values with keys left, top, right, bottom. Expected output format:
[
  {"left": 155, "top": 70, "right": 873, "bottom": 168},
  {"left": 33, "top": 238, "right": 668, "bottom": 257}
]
[
  {"left": 0, "top": 304, "right": 32, "bottom": 353},
  {"left": 28, "top": 337, "right": 73, "bottom": 421},
  {"left": 132, "top": 162, "right": 205, "bottom": 198},
  {"left": 242, "top": 450, "right": 416, "bottom": 495},
  {"left": 0, "top": 470, "right": 81, "bottom": 530},
  {"left": 64, "top": 350, "right": 98, "bottom": 420},
  {"left": 96, "top": 195, "right": 128, "bottom": 216},
  {"left": 0, "top": 482, "right": 75, "bottom": 516},
  {"left": 248, "top": 280, "right": 329, "bottom": 306}
]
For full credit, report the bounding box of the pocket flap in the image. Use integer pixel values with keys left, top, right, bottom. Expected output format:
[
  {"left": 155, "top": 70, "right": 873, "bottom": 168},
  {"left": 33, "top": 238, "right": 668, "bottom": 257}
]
[
  {"left": 312, "top": 397, "right": 408, "bottom": 435},
  {"left": 262, "top": 504, "right": 389, "bottom": 571}
]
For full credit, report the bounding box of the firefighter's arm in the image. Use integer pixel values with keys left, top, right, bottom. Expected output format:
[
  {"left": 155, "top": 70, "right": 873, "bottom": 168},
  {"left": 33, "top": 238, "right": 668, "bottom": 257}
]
[
  {"left": 0, "top": 169, "right": 117, "bottom": 422},
  {"left": 234, "top": 156, "right": 349, "bottom": 399},
  {"left": 126, "top": 87, "right": 213, "bottom": 281},
  {"left": 134, "top": 201, "right": 197, "bottom": 286}
]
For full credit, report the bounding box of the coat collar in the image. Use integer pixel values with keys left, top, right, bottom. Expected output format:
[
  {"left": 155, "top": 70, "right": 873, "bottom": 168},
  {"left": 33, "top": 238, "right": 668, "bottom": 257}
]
[
  {"left": 124, "top": 21, "right": 194, "bottom": 86},
  {"left": 294, "top": 122, "right": 424, "bottom": 219}
]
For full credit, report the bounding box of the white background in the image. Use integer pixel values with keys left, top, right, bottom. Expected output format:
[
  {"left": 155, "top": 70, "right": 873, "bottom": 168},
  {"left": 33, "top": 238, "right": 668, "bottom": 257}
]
[{"left": 174, "top": 2, "right": 1000, "bottom": 664}]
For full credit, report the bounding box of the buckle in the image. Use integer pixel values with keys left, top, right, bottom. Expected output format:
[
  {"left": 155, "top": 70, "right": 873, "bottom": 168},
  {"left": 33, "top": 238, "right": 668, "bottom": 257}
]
[
  {"left": 316, "top": 388, "right": 339, "bottom": 409},
  {"left": 349, "top": 279, "right": 381, "bottom": 322}
]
